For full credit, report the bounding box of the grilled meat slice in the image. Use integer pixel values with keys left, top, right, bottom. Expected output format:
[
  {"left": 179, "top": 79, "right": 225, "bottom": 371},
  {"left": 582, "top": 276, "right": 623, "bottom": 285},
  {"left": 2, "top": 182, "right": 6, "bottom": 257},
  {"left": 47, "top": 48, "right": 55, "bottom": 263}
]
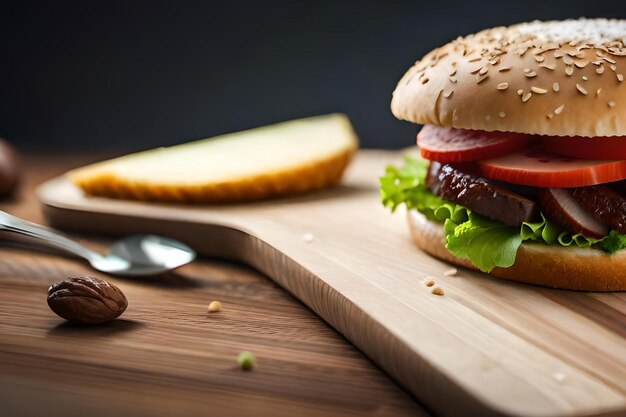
[
  {"left": 540, "top": 188, "right": 608, "bottom": 238},
  {"left": 572, "top": 185, "right": 626, "bottom": 233},
  {"left": 427, "top": 162, "right": 537, "bottom": 226}
]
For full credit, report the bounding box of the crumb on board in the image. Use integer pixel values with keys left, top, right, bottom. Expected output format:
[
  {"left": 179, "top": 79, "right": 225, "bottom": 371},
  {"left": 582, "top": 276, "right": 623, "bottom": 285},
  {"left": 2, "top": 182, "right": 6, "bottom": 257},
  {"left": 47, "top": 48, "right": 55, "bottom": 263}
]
[
  {"left": 208, "top": 301, "right": 222, "bottom": 313},
  {"left": 431, "top": 287, "right": 445, "bottom": 296},
  {"left": 422, "top": 278, "right": 436, "bottom": 287},
  {"left": 443, "top": 268, "right": 458, "bottom": 277}
]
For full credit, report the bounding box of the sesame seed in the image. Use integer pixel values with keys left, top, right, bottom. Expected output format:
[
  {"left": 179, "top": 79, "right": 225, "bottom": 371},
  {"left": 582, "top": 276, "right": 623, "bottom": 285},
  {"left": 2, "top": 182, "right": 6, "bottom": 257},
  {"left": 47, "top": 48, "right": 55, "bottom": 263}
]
[
  {"left": 497, "top": 82, "right": 509, "bottom": 90},
  {"left": 522, "top": 92, "right": 532, "bottom": 102},
  {"left": 547, "top": 112, "right": 554, "bottom": 119},
  {"left": 563, "top": 55, "right": 574, "bottom": 65},
  {"left": 554, "top": 104, "right": 565, "bottom": 115},
  {"left": 539, "top": 63, "right": 556, "bottom": 70},
  {"left": 596, "top": 65, "right": 605, "bottom": 74},
  {"left": 479, "top": 66, "right": 488, "bottom": 75},
  {"left": 618, "top": 74, "right": 624, "bottom": 82},
  {"left": 523, "top": 68, "right": 531, "bottom": 73},
  {"left": 524, "top": 71, "right": 537, "bottom": 78},
  {"left": 476, "top": 74, "right": 489, "bottom": 84},
  {"left": 517, "top": 89, "right": 524, "bottom": 96},
  {"left": 499, "top": 112, "right": 506, "bottom": 118},
  {"left": 574, "top": 60, "right": 588, "bottom": 68},
  {"left": 611, "top": 64, "right": 617, "bottom": 71},
  {"left": 421, "top": 77, "right": 429, "bottom": 84},
  {"left": 535, "top": 55, "right": 545, "bottom": 62},
  {"left": 531, "top": 86, "right": 548, "bottom": 94},
  {"left": 582, "top": 75, "right": 589, "bottom": 81},
  {"left": 468, "top": 57, "right": 482, "bottom": 63},
  {"left": 449, "top": 76, "right": 457, "bottom": 83},
  {"left": 596, "top": 88, "right": 603, "bottom": 96},
  {"left": 553, "top": 82, "right": 560, "bottom": 92},
  {"left": 576, "top": 84, "right": 588, "bottom": 95},
  {"left": 498, "top": 66, "right": 511, "bottom": 72},
  {"left": 609, "top": 100, "right": 616, "bottom": 108},
  {"left": 565, "top": 66, "right": 574, "bottom": 76},
  {"left": 604, "top": 56, "right": 617, "bottom": 64}
]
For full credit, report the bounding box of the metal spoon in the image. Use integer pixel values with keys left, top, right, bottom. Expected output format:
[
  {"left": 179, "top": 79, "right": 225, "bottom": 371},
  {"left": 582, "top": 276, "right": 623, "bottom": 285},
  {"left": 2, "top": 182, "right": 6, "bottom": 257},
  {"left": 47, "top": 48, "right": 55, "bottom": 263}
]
[{"left": 0, "top": 210, "right": 196, "bottom": 276}]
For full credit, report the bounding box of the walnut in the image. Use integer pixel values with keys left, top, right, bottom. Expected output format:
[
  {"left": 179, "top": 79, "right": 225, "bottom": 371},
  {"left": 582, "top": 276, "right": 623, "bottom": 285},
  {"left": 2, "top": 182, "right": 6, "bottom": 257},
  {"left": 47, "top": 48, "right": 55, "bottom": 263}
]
[{"left": 47, "top": 276, "right": 128, "bottom": 324}]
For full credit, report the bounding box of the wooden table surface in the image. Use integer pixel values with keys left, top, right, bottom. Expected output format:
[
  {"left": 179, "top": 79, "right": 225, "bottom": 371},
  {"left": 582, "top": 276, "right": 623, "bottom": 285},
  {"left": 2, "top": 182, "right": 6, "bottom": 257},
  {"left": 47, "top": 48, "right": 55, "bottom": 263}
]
[{"left": 0, "top": 154, "right": 430, "bottom": 417}]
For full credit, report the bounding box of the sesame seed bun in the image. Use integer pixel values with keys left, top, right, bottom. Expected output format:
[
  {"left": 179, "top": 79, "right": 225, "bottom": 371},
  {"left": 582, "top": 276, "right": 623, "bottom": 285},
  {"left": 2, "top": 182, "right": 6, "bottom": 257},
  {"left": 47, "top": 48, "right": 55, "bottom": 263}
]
[
  {"left": 391, "top": 19, "right": 626, "bottom": 137},
  {"left": 407, "top": 210, "right": 626, "bottom": 291}
]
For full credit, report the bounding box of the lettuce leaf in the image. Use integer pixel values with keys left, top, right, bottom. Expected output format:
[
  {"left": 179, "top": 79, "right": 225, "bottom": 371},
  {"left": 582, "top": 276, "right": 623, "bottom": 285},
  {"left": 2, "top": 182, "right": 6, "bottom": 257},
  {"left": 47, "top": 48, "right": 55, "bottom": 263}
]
[
  {"left": 380, "top": 157, "right": 626, "bottom": 272},
  {"left": 601, "top": 230, "right": 626, "bottom": 254},
  {"left": 445, "top": 213, "right": 522, "bottom": 272}
]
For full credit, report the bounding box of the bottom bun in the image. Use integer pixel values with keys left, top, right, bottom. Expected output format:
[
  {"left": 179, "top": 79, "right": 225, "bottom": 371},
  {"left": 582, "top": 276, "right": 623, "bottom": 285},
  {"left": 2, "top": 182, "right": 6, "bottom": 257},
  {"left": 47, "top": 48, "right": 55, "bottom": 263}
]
[{"left": 407, "top": 210, "right": 626, "bottom": 291}]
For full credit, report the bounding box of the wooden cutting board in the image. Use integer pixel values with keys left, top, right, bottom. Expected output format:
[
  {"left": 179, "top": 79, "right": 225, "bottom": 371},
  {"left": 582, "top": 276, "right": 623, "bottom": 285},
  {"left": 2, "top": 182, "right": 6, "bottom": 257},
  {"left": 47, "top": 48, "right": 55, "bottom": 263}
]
[{"left": 37, "top": 150, "right": 626, "bottom": 417}]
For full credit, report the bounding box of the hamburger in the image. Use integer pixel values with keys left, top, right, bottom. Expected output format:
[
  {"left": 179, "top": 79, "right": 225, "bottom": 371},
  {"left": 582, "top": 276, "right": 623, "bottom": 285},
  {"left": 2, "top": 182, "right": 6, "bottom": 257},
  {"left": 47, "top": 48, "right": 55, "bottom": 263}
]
[{"left": 382, "top": 19, "right": 626, "bottom": 291}]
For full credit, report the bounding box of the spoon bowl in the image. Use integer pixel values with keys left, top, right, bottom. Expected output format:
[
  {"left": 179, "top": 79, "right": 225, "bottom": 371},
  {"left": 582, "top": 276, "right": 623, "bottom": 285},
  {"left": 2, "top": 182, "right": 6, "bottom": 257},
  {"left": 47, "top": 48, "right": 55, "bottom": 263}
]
[{"left": 0, "top": 210, "right": 196, "bottom": 276}]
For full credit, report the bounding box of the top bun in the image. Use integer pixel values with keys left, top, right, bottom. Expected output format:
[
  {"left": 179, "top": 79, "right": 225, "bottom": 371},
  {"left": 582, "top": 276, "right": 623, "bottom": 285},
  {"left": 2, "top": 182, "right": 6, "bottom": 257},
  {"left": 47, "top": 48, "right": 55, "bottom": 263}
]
[{"left": 391, "top": 19, "right": 626, "bottom": 137}]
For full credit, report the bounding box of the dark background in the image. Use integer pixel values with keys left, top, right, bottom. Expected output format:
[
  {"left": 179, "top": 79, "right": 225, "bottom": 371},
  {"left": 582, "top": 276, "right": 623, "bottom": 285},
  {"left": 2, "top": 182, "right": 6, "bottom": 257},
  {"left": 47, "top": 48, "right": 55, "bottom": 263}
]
[{"left": 1, "top": 0, "right": 625, "bottom": 151}]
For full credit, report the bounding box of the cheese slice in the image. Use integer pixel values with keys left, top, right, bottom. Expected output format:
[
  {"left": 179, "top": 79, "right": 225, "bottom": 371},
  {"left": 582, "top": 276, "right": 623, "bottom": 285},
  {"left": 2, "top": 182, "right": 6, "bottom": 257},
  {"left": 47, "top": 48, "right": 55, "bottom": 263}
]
[{"left": 69, "top": 114, "right": 358, "bottom": 203}]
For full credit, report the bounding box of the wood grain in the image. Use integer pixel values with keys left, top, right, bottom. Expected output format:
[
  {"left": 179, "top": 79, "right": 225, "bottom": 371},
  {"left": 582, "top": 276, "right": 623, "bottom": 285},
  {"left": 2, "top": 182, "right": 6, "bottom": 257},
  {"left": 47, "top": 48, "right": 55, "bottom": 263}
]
[
  {"left": 0, "top": 154, "right": 427, "bottom": 417},
  {"left": 37, "top": 151, "right": 626, "bottom": 417}
]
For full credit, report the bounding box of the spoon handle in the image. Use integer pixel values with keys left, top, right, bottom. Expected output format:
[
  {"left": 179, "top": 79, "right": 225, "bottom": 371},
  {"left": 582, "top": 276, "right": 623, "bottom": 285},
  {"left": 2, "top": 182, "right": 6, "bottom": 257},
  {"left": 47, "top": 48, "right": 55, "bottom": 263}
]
[{"left": 0, "top": 210, "right": 101, "bottom": 261}]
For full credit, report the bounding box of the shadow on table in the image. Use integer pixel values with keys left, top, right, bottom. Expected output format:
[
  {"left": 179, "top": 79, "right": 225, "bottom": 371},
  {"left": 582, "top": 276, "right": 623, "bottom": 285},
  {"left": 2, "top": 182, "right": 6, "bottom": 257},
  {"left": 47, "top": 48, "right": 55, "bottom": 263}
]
[{"left": 47, "top": 318, "right": 144, "bottom": 337}]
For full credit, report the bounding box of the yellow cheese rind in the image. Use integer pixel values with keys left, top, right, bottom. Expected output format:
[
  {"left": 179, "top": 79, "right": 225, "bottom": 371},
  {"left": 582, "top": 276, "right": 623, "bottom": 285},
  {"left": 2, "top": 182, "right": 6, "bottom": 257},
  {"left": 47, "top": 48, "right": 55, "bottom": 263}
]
[{"left": 69, "top": 114, "right": 358, "bottom": 203}]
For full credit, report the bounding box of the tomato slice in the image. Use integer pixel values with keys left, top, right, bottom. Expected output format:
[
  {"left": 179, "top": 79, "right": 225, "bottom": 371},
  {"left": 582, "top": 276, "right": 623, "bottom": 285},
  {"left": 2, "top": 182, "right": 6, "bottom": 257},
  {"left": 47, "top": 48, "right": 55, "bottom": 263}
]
[
  {"left": 417, "top": 125, "right": 531, "bottom": 163},
  {"left": 541, "top": 136, "right": 626, "bottom": 160},
  {"left": 478, "top": 147, "right": 626, "bottom": 188}
]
